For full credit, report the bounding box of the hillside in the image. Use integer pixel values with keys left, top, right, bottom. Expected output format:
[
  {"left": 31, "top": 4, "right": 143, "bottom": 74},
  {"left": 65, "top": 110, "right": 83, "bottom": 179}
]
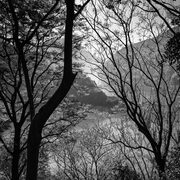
[{"left": 68, "top": 74, "right": 118, "bottom": 112}]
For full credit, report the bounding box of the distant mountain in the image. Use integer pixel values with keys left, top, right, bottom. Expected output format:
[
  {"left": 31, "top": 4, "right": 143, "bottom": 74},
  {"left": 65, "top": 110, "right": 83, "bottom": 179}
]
[{"left": 68, "top": 74, "right": 118, "bottom": 112}]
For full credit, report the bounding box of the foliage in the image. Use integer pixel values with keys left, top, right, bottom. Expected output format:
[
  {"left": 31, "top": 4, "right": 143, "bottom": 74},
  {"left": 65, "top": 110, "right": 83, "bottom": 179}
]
[
  {"left": 0, "top": 0, "right": 64, "bottom": 38},
  {"left": 164, "top": 32, "right": 180, "bottom": 72},
  {"left": 38, "top": 146, "right": 52, "bottom": 180},
  {"left": 166, "top": 146, "right": 180, "bottom": 180},
  {"left": 0, "top": 146, "right": 11, "bottom": 180},
  {"left": 70, "top": 74, "right": 118, "bottom": 112},
  {"left": 112, "top": 163, "right": 142, "bottom": 180}
]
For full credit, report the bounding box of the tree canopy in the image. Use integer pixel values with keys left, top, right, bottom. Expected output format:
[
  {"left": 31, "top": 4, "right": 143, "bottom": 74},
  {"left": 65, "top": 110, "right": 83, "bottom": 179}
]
[{"left": 0, "top": 0, "right": 180, "bottom": 180}]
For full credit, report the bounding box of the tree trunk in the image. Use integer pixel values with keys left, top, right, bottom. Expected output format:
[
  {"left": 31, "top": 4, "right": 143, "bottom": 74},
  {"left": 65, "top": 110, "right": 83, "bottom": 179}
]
[
  {"left": 26, "top": 118, "right": 42, "bottom": 180},
  {"left": 26, "top": 2, "right": 76, "bottom": 180},
  {"left": 156, "top": 156, "right": 166, "bottom": 180},
  {"left": 158, "top": 165, "right": 166, "bottom": 180},
  {"left": 26, "top": 75, "right": 76, "bottom": 180},
  {"left": 12, "top": 125, "right": 21, "bottom": 180}
]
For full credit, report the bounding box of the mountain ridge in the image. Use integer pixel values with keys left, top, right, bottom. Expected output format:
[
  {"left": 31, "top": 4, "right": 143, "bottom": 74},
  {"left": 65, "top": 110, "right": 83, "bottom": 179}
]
[{"left": 68, "top": 74, "right": 118, "bottom": 112}]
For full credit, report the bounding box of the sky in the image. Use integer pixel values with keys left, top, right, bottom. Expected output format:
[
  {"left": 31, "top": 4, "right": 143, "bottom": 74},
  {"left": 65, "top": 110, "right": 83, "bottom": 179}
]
[{"left": 75, "top": 0, "right": 180, "bottom": 94}]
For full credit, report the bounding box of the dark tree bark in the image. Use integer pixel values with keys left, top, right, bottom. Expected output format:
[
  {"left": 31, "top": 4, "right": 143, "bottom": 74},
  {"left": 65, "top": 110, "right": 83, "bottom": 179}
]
[
  {"left": 12, "top": 124, "right": 21, "bottom": 180},
  {"left": 26, "top": 1, "right": 77, "bottom": 180},
  {"left": 0, "top": 0, "right": 90, "bottom": 179},
  {"left": 155, "top": 155, "right": 166, "bottom": 180}
]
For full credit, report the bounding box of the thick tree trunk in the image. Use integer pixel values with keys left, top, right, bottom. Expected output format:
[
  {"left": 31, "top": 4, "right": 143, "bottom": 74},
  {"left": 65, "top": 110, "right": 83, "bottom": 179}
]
[
  {"left": 26, "top": 2, "right": 76, "bottom": 180},
  {"left": 11, "top": 125, "right": 21, "bottom": 180},
  {"left": 26, "top": 75, "right": 76, "bottom": 180},
  {"left": 26, "top": 119, "right": 42, "bottom": 180},
  {"left": 139, "top": 126, "right": 168, "bottom": 180}
]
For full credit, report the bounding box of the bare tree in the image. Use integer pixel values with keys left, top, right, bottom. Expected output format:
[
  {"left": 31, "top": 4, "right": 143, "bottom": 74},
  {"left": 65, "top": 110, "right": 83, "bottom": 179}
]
[
  {"left": 145, "top": 0, "right": 180, "bottom": 33},
  {"left": 81, "top": 0, "right": 180, "bottom": 179},
  {"left": 51, "top": 125, "right": 142, "bottom": 180},
  {"left": 99, "top": 117, "right": 158, "bottom": 179}
]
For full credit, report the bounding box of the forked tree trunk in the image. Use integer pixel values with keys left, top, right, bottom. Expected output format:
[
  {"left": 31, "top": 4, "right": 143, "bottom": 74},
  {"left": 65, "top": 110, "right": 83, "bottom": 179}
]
[{"left": 26, "top": 75, "right": 76, "bottom": 180}]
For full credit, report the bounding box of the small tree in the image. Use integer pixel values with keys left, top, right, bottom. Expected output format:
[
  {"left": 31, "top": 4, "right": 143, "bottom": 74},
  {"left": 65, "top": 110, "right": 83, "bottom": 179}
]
[{"left": 51, "top": 125, "right": 142, "bottom": 180}]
